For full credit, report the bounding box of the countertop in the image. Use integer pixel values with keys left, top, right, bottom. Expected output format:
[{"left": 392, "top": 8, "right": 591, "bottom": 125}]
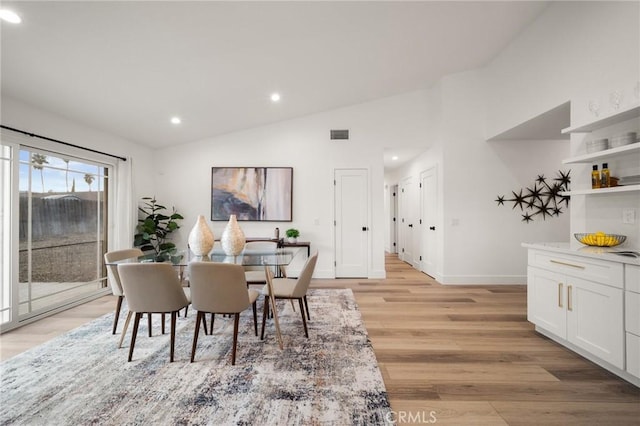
[{"left": 522, "top": 242, "right": 640, "bottom": 266}]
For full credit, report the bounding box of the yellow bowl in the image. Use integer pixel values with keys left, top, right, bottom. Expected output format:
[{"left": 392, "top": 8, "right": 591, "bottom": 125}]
[{"left": 574, "top": 233, "right": 626, "bottom": 247}]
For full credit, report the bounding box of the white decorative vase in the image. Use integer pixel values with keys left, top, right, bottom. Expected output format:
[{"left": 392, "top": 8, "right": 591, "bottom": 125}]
[
  {"left": 188, "top": 215, "right": 214, "bottom": 256},
  {"left": 221, "top": 214, "right": 246, "bottom": 256}
]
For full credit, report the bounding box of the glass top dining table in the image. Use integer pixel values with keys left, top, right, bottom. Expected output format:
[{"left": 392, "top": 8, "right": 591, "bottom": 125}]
[
  {"left": 105, "top": 246, "right": 304, "bottom": 350},
  {"left": 105, "top": 247, "right": 303, "bottom": 268}
]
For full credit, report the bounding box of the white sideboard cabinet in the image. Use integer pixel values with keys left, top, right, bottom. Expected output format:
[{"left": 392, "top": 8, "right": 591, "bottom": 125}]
[
  {"left": 527, "top": 250, "right": 624, "bottom": 368},
  {"left": 625, "top": 265, "right": 640, "bottom": 378},
  {"left": 524, "top": 243, "right": 639, "bottom": 386}
]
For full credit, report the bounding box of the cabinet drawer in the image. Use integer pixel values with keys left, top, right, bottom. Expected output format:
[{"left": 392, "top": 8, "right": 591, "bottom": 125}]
[
  {"left": 626, "top": 265, "right": 640, "bottom": 293},
  {"left": 626, "top": 333, "right": 640, "bottom": 378},
  {"left": 528, "top": 250, "right": 623, "bottom": 289},
  {"left": 626, "top": 290, "right": 640, "bottom": 335}
]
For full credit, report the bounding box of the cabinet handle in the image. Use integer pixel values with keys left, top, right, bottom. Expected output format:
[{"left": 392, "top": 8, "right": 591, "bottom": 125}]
[
  {"left": 558, "top": 282, "right": 563, "bottom": 308},
  {"left": 550, "top": 260, "right": 585, "bottom": 269},
  {"left": 567, "top": 285, "right": 573, "bottom": 311}
]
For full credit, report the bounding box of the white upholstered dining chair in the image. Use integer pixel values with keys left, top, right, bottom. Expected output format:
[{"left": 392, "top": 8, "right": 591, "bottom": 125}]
[
  {"left": 188, "top": 262, "right": 259, "bottom": 365},
  {"left": 117, "top": 263, "right": 191, "bottom": 362},
  {"left": 104, "top": 248, "right": 143, "bottom": 334},
  {"left": 261, "top": 252, "right": 318, "bottom": 339}
]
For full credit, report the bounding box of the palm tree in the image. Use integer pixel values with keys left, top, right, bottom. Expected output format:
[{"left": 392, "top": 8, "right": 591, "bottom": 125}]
[
  {"left": 31, "top": 153, "right": 48, "bottom": 192},
  {"left": 84, "top": 173, "right": 95, "bottom": 191},
  {"left": 63, "top": 159, "right": 70, "bottom": 192}
]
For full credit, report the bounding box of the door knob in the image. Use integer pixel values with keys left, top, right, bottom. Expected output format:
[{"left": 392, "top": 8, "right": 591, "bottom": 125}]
[
  {"left": 362, "top": 226, "right": 369, "bottom": 231},
  {"left": 408, "top": 224, "right": 413, "bottom": 228},
  {"left": 429, "top": 226, "right": 435, "bottom": 230}
]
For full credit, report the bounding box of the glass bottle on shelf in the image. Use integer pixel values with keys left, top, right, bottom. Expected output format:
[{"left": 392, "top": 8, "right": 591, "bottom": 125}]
[
  {"left": 591, "top": 165, "right": 600, "bottom": 189},
  {"left": 600, "top": 163, "right": 611, "bottom": 188}
]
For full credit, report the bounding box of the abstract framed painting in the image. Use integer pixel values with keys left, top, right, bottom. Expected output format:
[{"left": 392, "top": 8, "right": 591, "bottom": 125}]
[{"left": 211, "top": 167, "right": 293, "bottom": 221}]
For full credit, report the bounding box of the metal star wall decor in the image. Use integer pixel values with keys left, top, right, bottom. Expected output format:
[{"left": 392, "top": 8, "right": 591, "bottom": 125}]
[{"left": 496, "top": 170, "right": 570, "bottom": 223}]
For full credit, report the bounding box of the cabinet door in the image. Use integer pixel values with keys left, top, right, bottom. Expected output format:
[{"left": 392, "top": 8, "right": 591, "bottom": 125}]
[
  {"left": 626, "top": 333, "right": 640, "bottom": 378},
  {"left": 567, "top": 277, "right": 624, "bottom": 369},
  {"left": 528, "top": 267, "right": 566, "bottom": 339}
]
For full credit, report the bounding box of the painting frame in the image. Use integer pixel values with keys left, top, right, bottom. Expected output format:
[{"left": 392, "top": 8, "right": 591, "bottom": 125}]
[{"left": 210, "top": 167, "right": 293, "bottom": 222}]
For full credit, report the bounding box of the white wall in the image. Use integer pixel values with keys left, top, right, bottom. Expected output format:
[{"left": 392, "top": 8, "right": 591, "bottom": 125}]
[
  {"left": 442, "top": 70, "right": 571, "bottom": 284},
  {"left": 484, "top": 1, "right": 639, "bottom": 140},
  {"left": 484, "top": 1, "right": 640, "bottom": 250},
  {"left": 384, "top": 2, "right": 639, "bottom": 284},
  {"left": 387, "top": 70, "right": 570, "bottom": 285},
  {"left": 154, "top": 90, "right": 432, "bottom": 279}
]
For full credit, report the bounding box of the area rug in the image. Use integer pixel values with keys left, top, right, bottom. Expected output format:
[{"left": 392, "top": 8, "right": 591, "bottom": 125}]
[{"left": 0, "top": 289, "right": 391, "bottom": 425}]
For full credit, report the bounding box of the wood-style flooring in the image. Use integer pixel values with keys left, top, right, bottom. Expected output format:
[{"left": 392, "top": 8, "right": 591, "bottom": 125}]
[{"left": 1, "top": 253, "right": 639, "bottom": 425}]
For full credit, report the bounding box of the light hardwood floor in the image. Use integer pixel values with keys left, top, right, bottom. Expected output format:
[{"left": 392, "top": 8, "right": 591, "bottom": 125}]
[{"left": 1, "top": 254, "right": 639, "bottom": 425}]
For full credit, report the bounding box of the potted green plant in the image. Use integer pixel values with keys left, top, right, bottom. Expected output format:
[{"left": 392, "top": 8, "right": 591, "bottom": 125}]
[
  {"left": 285, "top": 228, "right": 299, "bottom": 243},
  {"left": 134, "top": 197, "right": 184, "bottom": 261}
]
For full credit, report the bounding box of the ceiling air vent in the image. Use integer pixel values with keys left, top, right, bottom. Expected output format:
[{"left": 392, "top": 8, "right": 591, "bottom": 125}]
[{"left": 330, "top": 129, "right": 349, "bottom": 140}]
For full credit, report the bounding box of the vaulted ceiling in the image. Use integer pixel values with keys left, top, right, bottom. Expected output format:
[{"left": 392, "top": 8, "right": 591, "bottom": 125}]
[{"left": 1, "top": 1, "right": 548, "bottom": 150}]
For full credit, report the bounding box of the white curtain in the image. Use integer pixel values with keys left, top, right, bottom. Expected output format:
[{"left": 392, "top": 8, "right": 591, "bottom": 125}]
[{"left": 113, "top": 156, "right": 135, "bottom": 249}]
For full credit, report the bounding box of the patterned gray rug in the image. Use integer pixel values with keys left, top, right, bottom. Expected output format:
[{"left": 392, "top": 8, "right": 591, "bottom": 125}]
[{"left": 0, "top": 289, "right": 391, "bottom": 425}]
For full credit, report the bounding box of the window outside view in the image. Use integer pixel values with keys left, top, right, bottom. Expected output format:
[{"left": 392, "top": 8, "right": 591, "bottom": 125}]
[{"left": 18, "top": 149, "right": 109, "bottom": 317}]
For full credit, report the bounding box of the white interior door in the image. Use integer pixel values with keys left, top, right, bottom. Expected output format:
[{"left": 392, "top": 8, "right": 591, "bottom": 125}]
[
  {"left": 334, "top": 169, "right": 368, "bottom": 277},
  {"left": 391, "top": 184, "right": 398, "bottom": 254},
  {"left": 398, "top": 176, "right": 413, "bottom": 264},
  {"left": 420, "top": 166, "right": 437, "bottom": 277}
]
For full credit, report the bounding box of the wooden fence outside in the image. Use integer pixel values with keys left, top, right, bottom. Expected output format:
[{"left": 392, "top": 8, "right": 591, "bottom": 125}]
[
  {"left": 18, "top": 193, "right": 106, "bottom": 283},
  {"left": 19, "top": 194, "right": 103, "bottom": 241}
]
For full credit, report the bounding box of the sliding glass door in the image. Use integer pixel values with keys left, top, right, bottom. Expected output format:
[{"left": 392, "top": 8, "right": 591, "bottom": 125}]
[
  {"left": 1, "top": 130, "right": 122, "bottom": 331},
  {"left": 17, "top": 148, "right": 110, "bottom": 319},
  {"left": 0, "top": 143, "right": 14, "bottom": 326}
]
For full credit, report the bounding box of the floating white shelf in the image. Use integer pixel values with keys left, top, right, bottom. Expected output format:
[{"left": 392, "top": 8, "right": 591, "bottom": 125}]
[
  {"left": 562, "top": 103, "right": 640, "bottom": 134},
  {"left": 561, "top": 184, "right": 640, "bottom": 196},
  {"left": 562, "top": 142, "right": 640, "bottom": 164}
]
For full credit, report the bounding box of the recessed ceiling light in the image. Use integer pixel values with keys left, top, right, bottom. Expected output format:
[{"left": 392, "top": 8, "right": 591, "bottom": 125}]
[
  {"left": 170, "top": 117, "right": 181, "bottom": 124},
  {"left": 0, "top": 9, "right": 21, "bottom": 24},
  {"left": 392, "top": 156, "right": 399, "bottom": 161},
  {"left": 270, "top": 93, "right": 281, "bottom": 102}
]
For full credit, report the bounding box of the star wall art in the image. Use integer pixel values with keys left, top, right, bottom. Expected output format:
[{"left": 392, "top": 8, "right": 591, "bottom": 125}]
[{"left": 495, "top": 170, "right": 570, "bottom": 223}]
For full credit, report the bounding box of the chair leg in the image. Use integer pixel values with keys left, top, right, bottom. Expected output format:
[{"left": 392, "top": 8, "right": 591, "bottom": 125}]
[
  {"left": 209, "top": 313, "right": 215, "bottom": 335},
  {"left": 231, "top": 313, "right": 240, "bottom": 365},
  {"left": 161, "top": 313, "right": 166, "bottom": 335},
  {"left": 128, "top": 312, "right": 142, "bottom": 362},
  {"left": 184, "top": 306, "right": 189, "bottom": 317},
  {"left": 298, "top": 298, "right": 308, "bottom": 338},
  {"left": 191, "top": 311, "right": 202, "bottom": 362},
  {"left": 201, "top": 313, "right": 208, "bottom": 335},
  {"left": 118, "top": 311, "right": 133, "bottom": 348},
  {"left": 303, "top": 295, "right": 310, "bottom": 320},
  {"left": 170, "top": 311, "right": 177, "bottom": 362},
  {"left": 261, "top": 296, "right": 270, "bottom": 340},
  {"left": 148, "top": 313, "right": 152, "bottom": 337},
  {"left": 252, "top": 301, "right": 258, "bottom": 336},
  {"left": 112, "top": 296, "right": 124, "bottom": 334}
]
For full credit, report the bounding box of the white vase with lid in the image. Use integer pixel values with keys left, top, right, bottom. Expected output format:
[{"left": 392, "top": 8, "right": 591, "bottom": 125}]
[
  {"left": 221, "top": 214, "right": 246, "bottom": 256},
  {"left": 188, "top": 215, "right": 214, "bottom": 256}
]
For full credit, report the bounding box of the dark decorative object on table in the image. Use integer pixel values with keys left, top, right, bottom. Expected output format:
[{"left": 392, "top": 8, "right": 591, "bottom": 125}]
[
  {"left": 495, "top": 170, "right": 571, "bottom": 223},
  {"left": 134, "top": 197, "right": 183, "bottom": 261}
]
